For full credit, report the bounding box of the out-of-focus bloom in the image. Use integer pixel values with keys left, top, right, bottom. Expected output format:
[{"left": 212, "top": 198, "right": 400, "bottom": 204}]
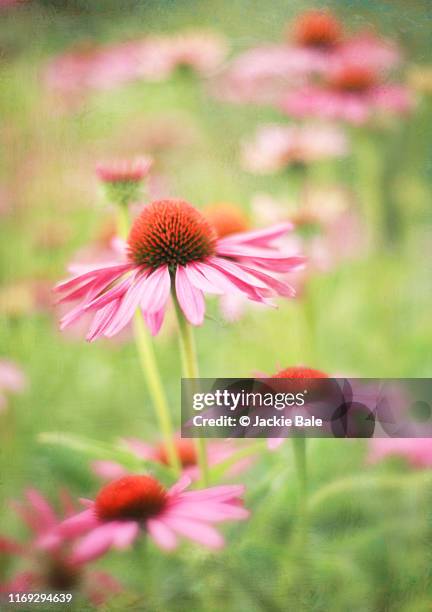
[
  {"left": 280, "top": 64, "right": 413, "bottom": 124},
  {"left": 368, "top": 439, "right": 432, "bottom": 468},
  {"left": 55, "top": 199, "right": 304, "bottom": 339},
  {"left": 44, "top": 32, "right": 227, "bottom": 108},
  {"left": 0, "top": 359, "right": 26, "bottom": 412},
  {"left": 60, "top": 475, "right": 248, "bottom": 560},
  {"left": 0, "top": 489, "right": 121, "bottom": 604},
  {"left": 92, "top": 437, "right": 254, "bottom": 482},
  {"left": 96, "top": 157, "right": 153, "bottom": 207},
  {"left": 241, "top": 123, "right": 349, "bottom": 174},
  {"left": 267, "top": 366, "right": 329, "bottom": 449},
  {"left": 337, "top": 32, "right": 401, "bottom": 73},
  {"left": 96, "top": 158, "right": 153, "bottom": 185},
  {"left": 153, "top": 32, "right": 228, "bottom": 76},
  {"left": 203, "top": 203, "right": 250, "bottom": 238}
]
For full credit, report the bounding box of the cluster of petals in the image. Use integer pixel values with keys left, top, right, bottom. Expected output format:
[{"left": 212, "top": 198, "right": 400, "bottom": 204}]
[
  {"left": 95, "top": 157, "right": 153, "bottom": 184},
  {"left": 241, "top": 123, "right": 349, "bottom": 173},
  {"left": 368, "top": 439, "right": 432, "bottom": 468},
  {"left": 55, "top": 200, "right": 305, "bottom": 340},
  {"left": 279, "top": 67, "right": 413, "bottom": 124},
  {"left": 44, "top": 32, "right": 228, "bottom": 100},
  {"left": 0, "top": 489, "right": 121, "bottom": 604},
  {"left": 60, "top": 475, "right": 249, "bottom": 561}
]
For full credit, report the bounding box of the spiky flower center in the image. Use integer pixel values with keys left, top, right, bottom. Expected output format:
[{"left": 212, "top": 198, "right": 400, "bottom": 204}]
[
  {"left": 127, "top": 200, "right": 217, "bottom": 269},
  {"left": 95, "top": 475, "right": 167, "bottom": 522},
  {"left": 203, "top": 203, "right": 249, "bottom": 238},
  {"left": 330, "top": 66, "right": 377, "bottom": 94},
  {"left": 293, "top": 11, "right": 342, "bottom": 49},
  {"left": 273, "top": 366, "right": 328, "bottom": 379},
  {"left": 156, "top": 439, "right": 198, "bottom": 468}
]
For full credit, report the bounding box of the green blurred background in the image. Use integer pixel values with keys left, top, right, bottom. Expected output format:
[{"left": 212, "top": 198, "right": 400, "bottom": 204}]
[{"left": 1, "top": 1, "right": 432, "bottom": 610}]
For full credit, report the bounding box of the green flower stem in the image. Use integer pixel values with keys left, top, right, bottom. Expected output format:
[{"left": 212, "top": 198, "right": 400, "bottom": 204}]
[
  {"left": 115, "top": 207, "right": 181, "bottom": 476},
  {"left": 116, "top": 206, "right": 130, "bottom": 241},
  {"left": 172, "top": 292, "right": 210, "bottom": 487},
  {"left": 292, "top": 435, "right": 308, "bottom": 548},
  {"left": 133, "top": 312, "right": 181, "bottom": 475}
]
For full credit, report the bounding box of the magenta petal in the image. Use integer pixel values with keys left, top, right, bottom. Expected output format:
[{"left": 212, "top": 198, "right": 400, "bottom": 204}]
[
  {"left": 184, "top": 263, "right": 224, "bottom": 295},
  {"left": 71, "top": 523, "right": 117, "bottom": 564},
  {"left": 170, "top": 500, "right": 249, "bottom": 522},
  {"left": 111, "top": 521, "right": 139, "bottom": 548},
  {"left": 60, "top": 508, "right": 98, "bottom": 538},
  {"left": 143, "top": 307, "right": 165, "bottom": 336},
  {"left": 140, "top": 265, "right": 171, "bottom": 313},
  {"left": 163, "top": 516, "right": 224, "bottom": 549},
  {"left": 175, "top": 266, "right": 205, "bottom": 325},
  {"left": 217, "top": 222, "right": 292, "bottom": 248},
  {"left": 168, "top": 475, "right": 193, "bottom": 496},
  {"left": 86, "top": 299, "right": 121, "bottom": 342},
  {"left": 209, "top": 257, "right": 268, "bottom": 288},
  {"left": 25, "top": 489, "right": 57, "bottom": 531},
  {"left": 91, "top": 460, "right": 128, "bottom": 480},
  {"left": 147, "top": 518, "right": 178, "bottom": 550},
  {"left": 103, "top": 272, "right": 149, "bottom": 337}
]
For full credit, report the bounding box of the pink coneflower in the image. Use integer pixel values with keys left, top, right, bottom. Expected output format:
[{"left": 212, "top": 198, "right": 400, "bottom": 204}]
[
  {"left": 55, "top": 199, "right": 304, "bottom": 339},
  {"left": 280, "top": 64, "right": 413, "bottom": 124},
  {"left": 241, "top": 123, "right": 348, "bottom": 174},
  {"left": 157, "top": 32, "right": 228, "bottom": 76},
  {"left": 0, "top": 489, "right": 121, "bottom": 604},
  {"left": 60, "top": 475, "right": 248, "bottom": 560},
  {"left": 93, "top": 437, "right": 254, "bottom": 482},
  {"left": 0, "top": 359, "right": 26, "bottom": 412},
  {"left": 96, "top": 157, "right": 153, "bottom": 185},
  {"left": 368, "top": 439, "right": 432, "bottom": 468}
]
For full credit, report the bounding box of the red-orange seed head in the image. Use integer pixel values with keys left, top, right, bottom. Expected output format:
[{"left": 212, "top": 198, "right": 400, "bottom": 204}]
[
  {"left": 203, "top": 203, "right": 250, "bottom": 238},
  {"left": 273, "top": 366, "right": 328, "bottom": 379},
  {"left": 156, "top": 439, "right": 198, "bottom": 468},
  {"left": 293, "top": 10, "right": 343, "bottom": 49},
  {"left": 95, "top": 475, "right": 167, "bottom": 522},
  {"left": 330, "top": 66, "right": 378, "bottom": 94},
  {"left": 127, "top": 200, "right": 217, "bottom": 269}
]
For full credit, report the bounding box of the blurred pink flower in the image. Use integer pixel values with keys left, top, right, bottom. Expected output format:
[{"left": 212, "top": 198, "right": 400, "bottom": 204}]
[
  {"left": 280, "top": 64, "right": 413, "bottom": 124},
  {"left": 368, "top": 439, "right": 432, "bottom": 468},
  {"left": 0, "top": 359, "right": 26, "bottom": 412},
  {"left": 154, "top": 32, "right": 228, "bottom": 76},
  {"left": 337, "top": 32, "right": 401, "bottom": 73},
  {"left": 0, "top": 489, "right": 121, "bottom": 604},
  {"left": 92, "top": 437, "right": 254, "bottom": 482},
  {"left": 60, "top": 475, "right": 248, "bottom": 560},
  {"left": 55, "top": 200, "right": 304, "bottom": 339},
  {"left": 241, "top": 123, "right": 349, "bottom": 174},
  {"left": 96, "top": 157, "right": 153, "bottom": 184}
]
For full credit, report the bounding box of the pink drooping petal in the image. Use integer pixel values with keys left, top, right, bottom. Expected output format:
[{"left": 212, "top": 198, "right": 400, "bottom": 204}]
[
  {"left": 178, "top": 483, "right": 246, "bottom": 503},
  {"left": 209, "top": 257, "right": 268, "bottom": 289},
  {"left": 103, "top": 271, "right": 149, "bottom": 337},
  {"left": 146, "top": 518, "right": 178, "bottom": 550},
  {"left": 170, "top": 500, "right": 249, "bottom": 522},
  {"left": 60, "top": 508, "right": 98, "bottom": 538},
  {"left": 140, "top": 265, "right": 171, "bottom": 313},
  {"left": 86, "top": 299, "right": 122, "bottom": 342},
  {"left": 203, "top": 261, "right": 270, "bottom": 303},
  {"left": 55, "top": 263, "right": 133, "bottom": 295},
  {"left": 162, "top": 516, "right": 224, "bottom": 549},
  {"left": 83, "top": 276, "right": 133, "bottom": 312},
  {"left": 216, "top": 222, "right": 292, "bottom": 248},
  {"left": 175, "top": 266, "right": 205, "bottom": 325},
  {"left": 0, "top": 536, "right": 27, "bottom": 556},
  {"left": 71, "top": 522, "right": 118, "bottom": 564},
  {"left": 194, "top": 261, "right": 248, "bottom": 295},
  {"left": 143, "top": 307, "right": 165, "bottom": 336},
  {"left": 183, "top": 262, "right": 224, "bottom": 295},
  {"left": 25, "top": 489, "right": 57, "bottom": 532},
  {"left": 239, "top": 265, "right": 296, "bottom": 297},
  {"left": 168, "top": 475, "right": 193, "bottom": 496},
  {"left": 111, "top": 521, "right": 139, "bottom": 548}
]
